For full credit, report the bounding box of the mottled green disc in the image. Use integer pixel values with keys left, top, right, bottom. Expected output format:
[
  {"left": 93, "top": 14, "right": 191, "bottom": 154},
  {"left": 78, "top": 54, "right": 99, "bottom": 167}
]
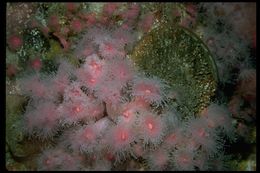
[{"left": 130, "top": 22, "right": 218, "bottom": 116}]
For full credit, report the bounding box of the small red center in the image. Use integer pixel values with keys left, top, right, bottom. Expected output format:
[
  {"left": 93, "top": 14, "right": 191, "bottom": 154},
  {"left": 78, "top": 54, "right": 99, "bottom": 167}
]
[
  {"left": 169, "top": 134, "right": 176, "bottom": 141},
  {"left": 121, "top": 132, "right": 127, "bottom": 141},
  {"left": 123, "top": 110, "right": 130, "bottom": 118},
  {"left": 12, "top": 37, "right": 22, "bottom": 46},
  {"left": 105, "top": 44, "right": 114, "bottom": 51},
  {"left": 145, "top": 89, "right": 151, "bottom": 94},
  {"left": 45, "top": 159, "right": 51, "bottom": 165},
  {"left": 73, "top": 106, "right": 81, "bottom": 113},
  {"left": 182, "top": 157, "right": 188, "bottom": 163},
  {"left": 84, "top": 130, "right": 94, "bottom": 140},
  {"left": 90, "top": 78, "right": 96, "bottom": 83},
  {"left": 72, "top": 89, "right": 81, "bottom": 96},
  {"left": 148, "top": 122, "right": 153, "bottom": 130},
  {"left": 90, "top": 61, "right": 100, "bottom": 69}
]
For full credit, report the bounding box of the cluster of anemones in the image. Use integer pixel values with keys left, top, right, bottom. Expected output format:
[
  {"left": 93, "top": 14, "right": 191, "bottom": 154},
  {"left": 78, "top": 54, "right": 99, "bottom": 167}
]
[{"left": 17, "top": 3, "right": 236, "bottom": 171}]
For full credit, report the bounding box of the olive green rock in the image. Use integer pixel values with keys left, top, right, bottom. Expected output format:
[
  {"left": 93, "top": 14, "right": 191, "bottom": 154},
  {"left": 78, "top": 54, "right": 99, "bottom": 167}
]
[{"left": 131, "top": 22, "right": 218, "bottom": 116}]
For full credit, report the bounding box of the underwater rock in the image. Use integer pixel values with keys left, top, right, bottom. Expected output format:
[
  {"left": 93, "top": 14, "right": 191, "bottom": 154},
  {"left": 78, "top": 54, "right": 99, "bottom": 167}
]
[{"left": 131, "top": 22, "right": 218, "bottom": 116}]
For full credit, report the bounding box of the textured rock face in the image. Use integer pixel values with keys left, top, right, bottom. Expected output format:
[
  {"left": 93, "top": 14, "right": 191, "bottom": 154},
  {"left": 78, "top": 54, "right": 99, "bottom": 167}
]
[{"left": 6, "top": 3, "right": 37, "bottom": 35}]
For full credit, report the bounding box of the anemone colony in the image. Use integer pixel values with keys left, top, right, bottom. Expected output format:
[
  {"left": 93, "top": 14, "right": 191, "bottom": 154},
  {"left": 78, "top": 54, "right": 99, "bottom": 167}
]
[{"left": 6, "top": 3, "right": 256, "bottom": 171}]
